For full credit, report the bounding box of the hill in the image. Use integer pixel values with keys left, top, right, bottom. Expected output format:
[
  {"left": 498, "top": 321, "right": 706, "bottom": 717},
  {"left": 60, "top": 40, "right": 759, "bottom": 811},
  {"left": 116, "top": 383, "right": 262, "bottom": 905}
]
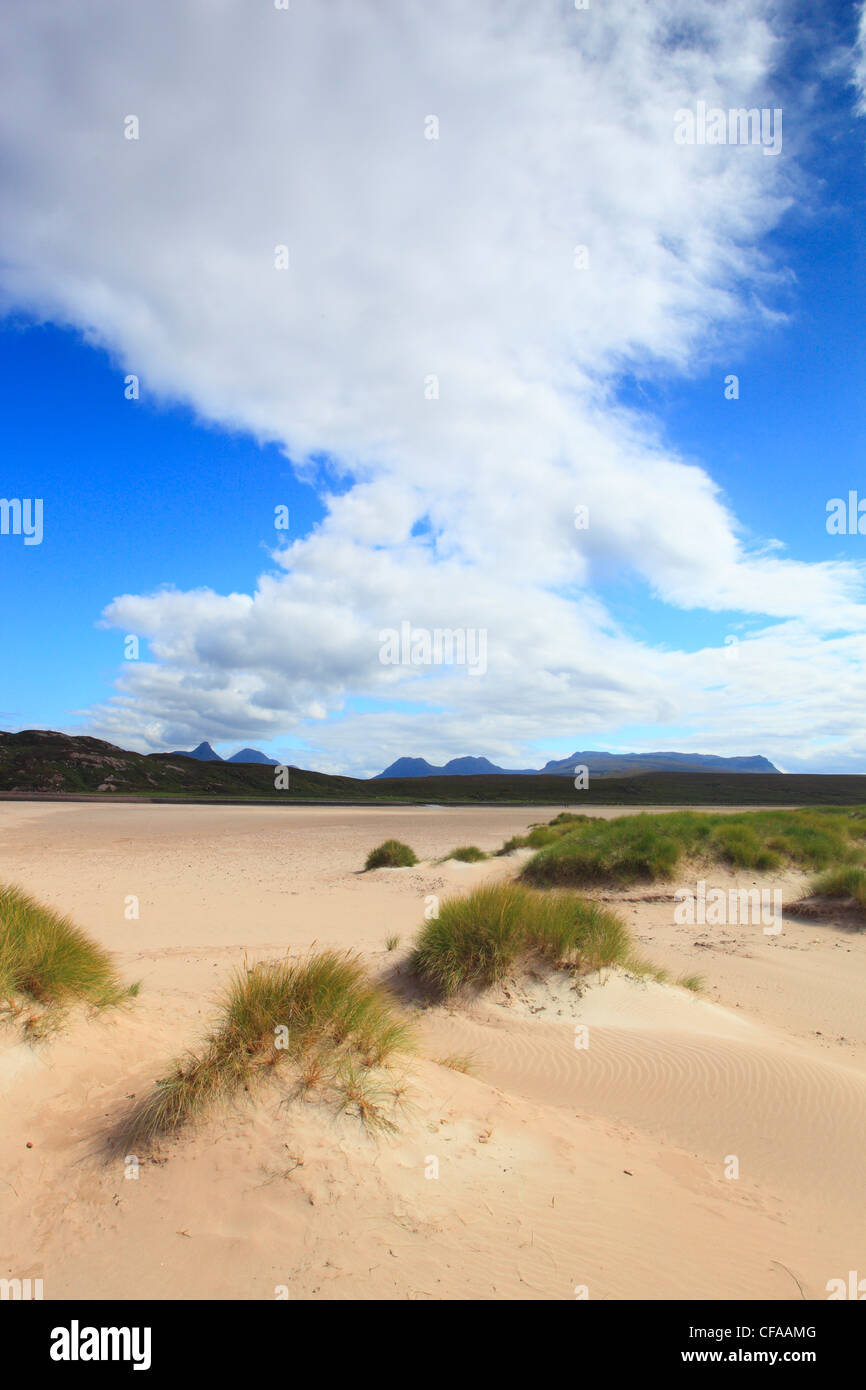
[{"left": 0, "top": 730, "right": 359, "bottom": 799}]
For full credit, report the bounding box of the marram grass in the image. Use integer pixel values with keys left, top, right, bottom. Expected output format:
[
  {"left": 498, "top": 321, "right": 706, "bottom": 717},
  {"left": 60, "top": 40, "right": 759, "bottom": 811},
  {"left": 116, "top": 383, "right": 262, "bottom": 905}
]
[
  {"left": 122, "top": 948, "right": 414, "bottom": 1146},
  {"left": 520, "top": 808, "right": 866, "bottom": 889},
  {"left": 364, "top": 839, "right": 418, "bottom": 870},
  {"left": 434, "top": 1053, "right": 477, "bottom": 1074},
  {"left": 0, "top": 883, "right": 132, "bottom": 1030},
  {"left": 808, "top": 865, "right": 866, "bottom": 916},
  {"left": 410, "top": 881, "right": 633, "bottom": 997},
  {"left": 497, "top": 815, "right": 593, "bottom": 855},
  {"left": 441, "top": 845, "right": 487, "bottom": 863}
]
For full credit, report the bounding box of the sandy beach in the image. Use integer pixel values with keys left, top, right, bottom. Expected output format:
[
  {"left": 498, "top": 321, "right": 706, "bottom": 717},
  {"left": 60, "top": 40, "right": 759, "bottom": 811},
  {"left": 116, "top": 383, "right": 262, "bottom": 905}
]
[{"left": 2, "top": 800, "right": 865, "bottom": 1301}]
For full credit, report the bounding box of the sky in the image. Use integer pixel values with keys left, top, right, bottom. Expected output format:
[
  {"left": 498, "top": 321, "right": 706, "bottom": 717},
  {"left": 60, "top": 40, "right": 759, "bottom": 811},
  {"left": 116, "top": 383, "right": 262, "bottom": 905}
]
[{"left": 1, "top": 0, "right": 865, "bottom": 777}]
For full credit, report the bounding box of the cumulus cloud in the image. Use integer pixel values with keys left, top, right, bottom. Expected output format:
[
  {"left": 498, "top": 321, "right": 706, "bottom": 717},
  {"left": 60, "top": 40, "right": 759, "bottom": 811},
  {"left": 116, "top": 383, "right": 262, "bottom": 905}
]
[{"left": 1, "top": 0, "right": 864, "bottom": 772}]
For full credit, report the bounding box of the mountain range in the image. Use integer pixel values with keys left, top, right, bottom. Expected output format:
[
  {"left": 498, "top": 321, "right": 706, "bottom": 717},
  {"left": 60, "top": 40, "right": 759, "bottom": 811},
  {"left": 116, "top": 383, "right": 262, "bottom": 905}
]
[
  {"left": 375, "top": 751, "right": 780, "bottom": 778},
  {"left": 168, "top": 741, "right": 278, "bottom": 765},
  {"left": 4, "top": 730, "right": 863, "bottom": 806}
]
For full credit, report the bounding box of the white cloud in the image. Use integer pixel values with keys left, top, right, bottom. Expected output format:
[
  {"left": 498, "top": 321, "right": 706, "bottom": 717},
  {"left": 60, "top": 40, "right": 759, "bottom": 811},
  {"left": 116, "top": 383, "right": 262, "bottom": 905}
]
[
  {"left": 1, "top": 0, "right": 865, "bottom": 770},
  {"left": 855, "top": 3, "right": 866, "bottom": 112}
]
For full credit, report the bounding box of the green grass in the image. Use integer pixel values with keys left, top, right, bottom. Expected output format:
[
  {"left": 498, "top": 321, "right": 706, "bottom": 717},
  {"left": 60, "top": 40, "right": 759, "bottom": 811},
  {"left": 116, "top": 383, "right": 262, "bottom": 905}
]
[
  {"left": 442, "top": 845, "right": 487, "bottom": 863},
  {"left": 496, "top": 835, "right": 530, "bottom": 855},
  {"left": 334, "top": 1059, "right": 402, "bottom": 1134},
  {"left": 409, "top": 881, "right": 633, "bottom": 996},
  {"left": 0, "top": 884, "right": 132, "bottom": 1031},
  {"left": 496, "top": 814, "right": 594, "bottom": 855},
  {"left": 385, "top": 933, "right": 400, "bottom": 951},
  {"left": 121, "top": 949, "right": 414, "bottom": 1146},
  {"left": 677, "top": 973, "right": 704, "bottom": 993},
  {"left": 364, "top": 839, "right": 419, "bottom": 870},
  {"left": 434, "top": 1053, "right": 477, "bottom": 1074},
  {"left": 521, "top": 808, "right": 866, "bottom": 889},
  {"left": 808, "top": 865, "right": 866, "bottom": 914}
]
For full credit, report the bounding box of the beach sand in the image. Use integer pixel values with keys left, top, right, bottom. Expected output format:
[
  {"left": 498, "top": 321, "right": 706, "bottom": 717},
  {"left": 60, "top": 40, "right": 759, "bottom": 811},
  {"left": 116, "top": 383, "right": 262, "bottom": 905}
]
[{"left": 1, "top": 800, "right": 864, "bottom": 1300}]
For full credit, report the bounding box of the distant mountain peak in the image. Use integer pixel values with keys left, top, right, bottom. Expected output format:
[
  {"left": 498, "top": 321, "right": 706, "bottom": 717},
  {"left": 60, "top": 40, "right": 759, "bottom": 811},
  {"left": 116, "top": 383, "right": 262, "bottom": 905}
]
[
  {"left": 373, "top": 756, "right": 440, "bottom": 779},
  {"left": 374, "top": 750, "right": 780, "bottom": 779},
  {"left": 374, "top": 754, "right": 537, "bottom": 778},
  {"left": 227, "top": 747, "right": 279, "bottom": 765},
  {"left": 169, "top": 741, "right": 224, "bottom": 762},
  {"left": 166, "top": 741, "right": 279, "bottom": 765}
]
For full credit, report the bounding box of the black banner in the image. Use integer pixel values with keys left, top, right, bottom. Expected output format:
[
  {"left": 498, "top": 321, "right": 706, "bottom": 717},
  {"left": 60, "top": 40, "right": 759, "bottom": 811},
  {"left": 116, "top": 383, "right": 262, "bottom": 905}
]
[{"left": 8, "top": 1299, "right": 862, "bottom": 1376}]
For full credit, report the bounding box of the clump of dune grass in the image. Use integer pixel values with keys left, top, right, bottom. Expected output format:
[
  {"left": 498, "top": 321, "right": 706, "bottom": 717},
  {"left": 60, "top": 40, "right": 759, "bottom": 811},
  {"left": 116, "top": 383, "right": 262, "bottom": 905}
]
[
  {"left": 121, "top": 949, "right": 414, "bottom": 1147},
  {"left": 442, "top": 845, "right": 487, "bottom": 863},
  {"left": 710, "top": 821, "right": 780, "bottom": 871},
  {"left": 625, "top": 955, "right": 670, "bottom": 984},
  {"left": 364, "top": 839, "right": 418, "bottom": 870},
  {"left": 385, "top": 933, "right": 401, "bottom": 951},
  {"left": 807, "top": 865, "right": 866, "bottom": 917},
  {"left": 494, "top": 829, "right": 551, "bottom": 856},
  {"left": 334, "top": 1059, "right": 400, "bottom": 1134},
  {"left": 434, "top": 1053, "right": 477, "bottom": 1074},
  {"left": 621, "top": 958, "right": 704, "bottom": 992},
  {"left": 496, "top": 816, "right": 593, "bottom": 856},
  {"left": 522, "top": 813, "right": 684, "bottom": 887},
  {"left": 496, "top": 834, "right": 530, "bottom": 856},
  {"left": 0, "top": 884, "right": 132, "bottom": 1034},
  {"left": 410, "top": 882, "right": 632, "bottom": 997},
  {"left": 677, "top": 973, "right": 704, "bottom": 993},
  {"left": 521, "top": 807, "right": 866, "bottom": 890}
]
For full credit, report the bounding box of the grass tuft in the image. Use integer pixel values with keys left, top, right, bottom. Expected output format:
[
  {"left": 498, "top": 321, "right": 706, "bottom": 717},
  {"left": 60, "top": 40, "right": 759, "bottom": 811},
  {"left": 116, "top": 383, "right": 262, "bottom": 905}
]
[
  {"left": 434, "top": 1053, "right": 477, "bottom": 1074},
  {"left": 496, "top": 814, "right": 597, "bottom": 856},
  {"left": 496, "top": 835, "right": 529, "bottom": 855},
  {"left": 808, "top": 865, "right": 866, "bottom": 915},
  {"left": 335, "top": 1059, "right": 399, "bottom": 1134},
  {"left": 364, "top": 839, "right": 419, "bottom": 870},
  {"left": 677, "top": 973, "right": 704, "bottom": 993},
  {"left": 623, "top": 955, "right": 669, "bottom": 984},
  {"left": 410, "top": 882, "right": 632, "bottom": 997},
  {"left": 0, "top": 883, "right": 132, "bottom": 1032},
  {"left": 442, "top": 845, "right": 487, "bottom": 863},
  {"left": 121, "top": 949, "right": 414, "bottom": 1147}
]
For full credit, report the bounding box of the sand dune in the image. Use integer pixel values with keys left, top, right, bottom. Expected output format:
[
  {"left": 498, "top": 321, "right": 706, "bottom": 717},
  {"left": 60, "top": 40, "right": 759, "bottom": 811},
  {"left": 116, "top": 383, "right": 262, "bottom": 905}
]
[{"left": 1, "top": 802, "right": 864, "bottom": 1300}]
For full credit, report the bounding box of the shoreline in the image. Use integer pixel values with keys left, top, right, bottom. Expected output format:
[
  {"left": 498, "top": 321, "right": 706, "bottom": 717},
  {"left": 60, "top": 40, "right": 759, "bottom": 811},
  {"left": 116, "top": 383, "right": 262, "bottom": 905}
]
[{"left": 0, "top": 792, "right": 809, "bottom": 808}]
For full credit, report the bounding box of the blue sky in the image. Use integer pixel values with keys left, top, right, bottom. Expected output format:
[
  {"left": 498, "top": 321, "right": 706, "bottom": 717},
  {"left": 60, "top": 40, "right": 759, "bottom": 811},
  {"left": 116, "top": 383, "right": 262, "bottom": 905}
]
[
  {"left": 0, "top": 323, "right": 325, "bottom": 739},
  {"left": 1, "top": 0, "right": 865, "bottom": 775}
]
